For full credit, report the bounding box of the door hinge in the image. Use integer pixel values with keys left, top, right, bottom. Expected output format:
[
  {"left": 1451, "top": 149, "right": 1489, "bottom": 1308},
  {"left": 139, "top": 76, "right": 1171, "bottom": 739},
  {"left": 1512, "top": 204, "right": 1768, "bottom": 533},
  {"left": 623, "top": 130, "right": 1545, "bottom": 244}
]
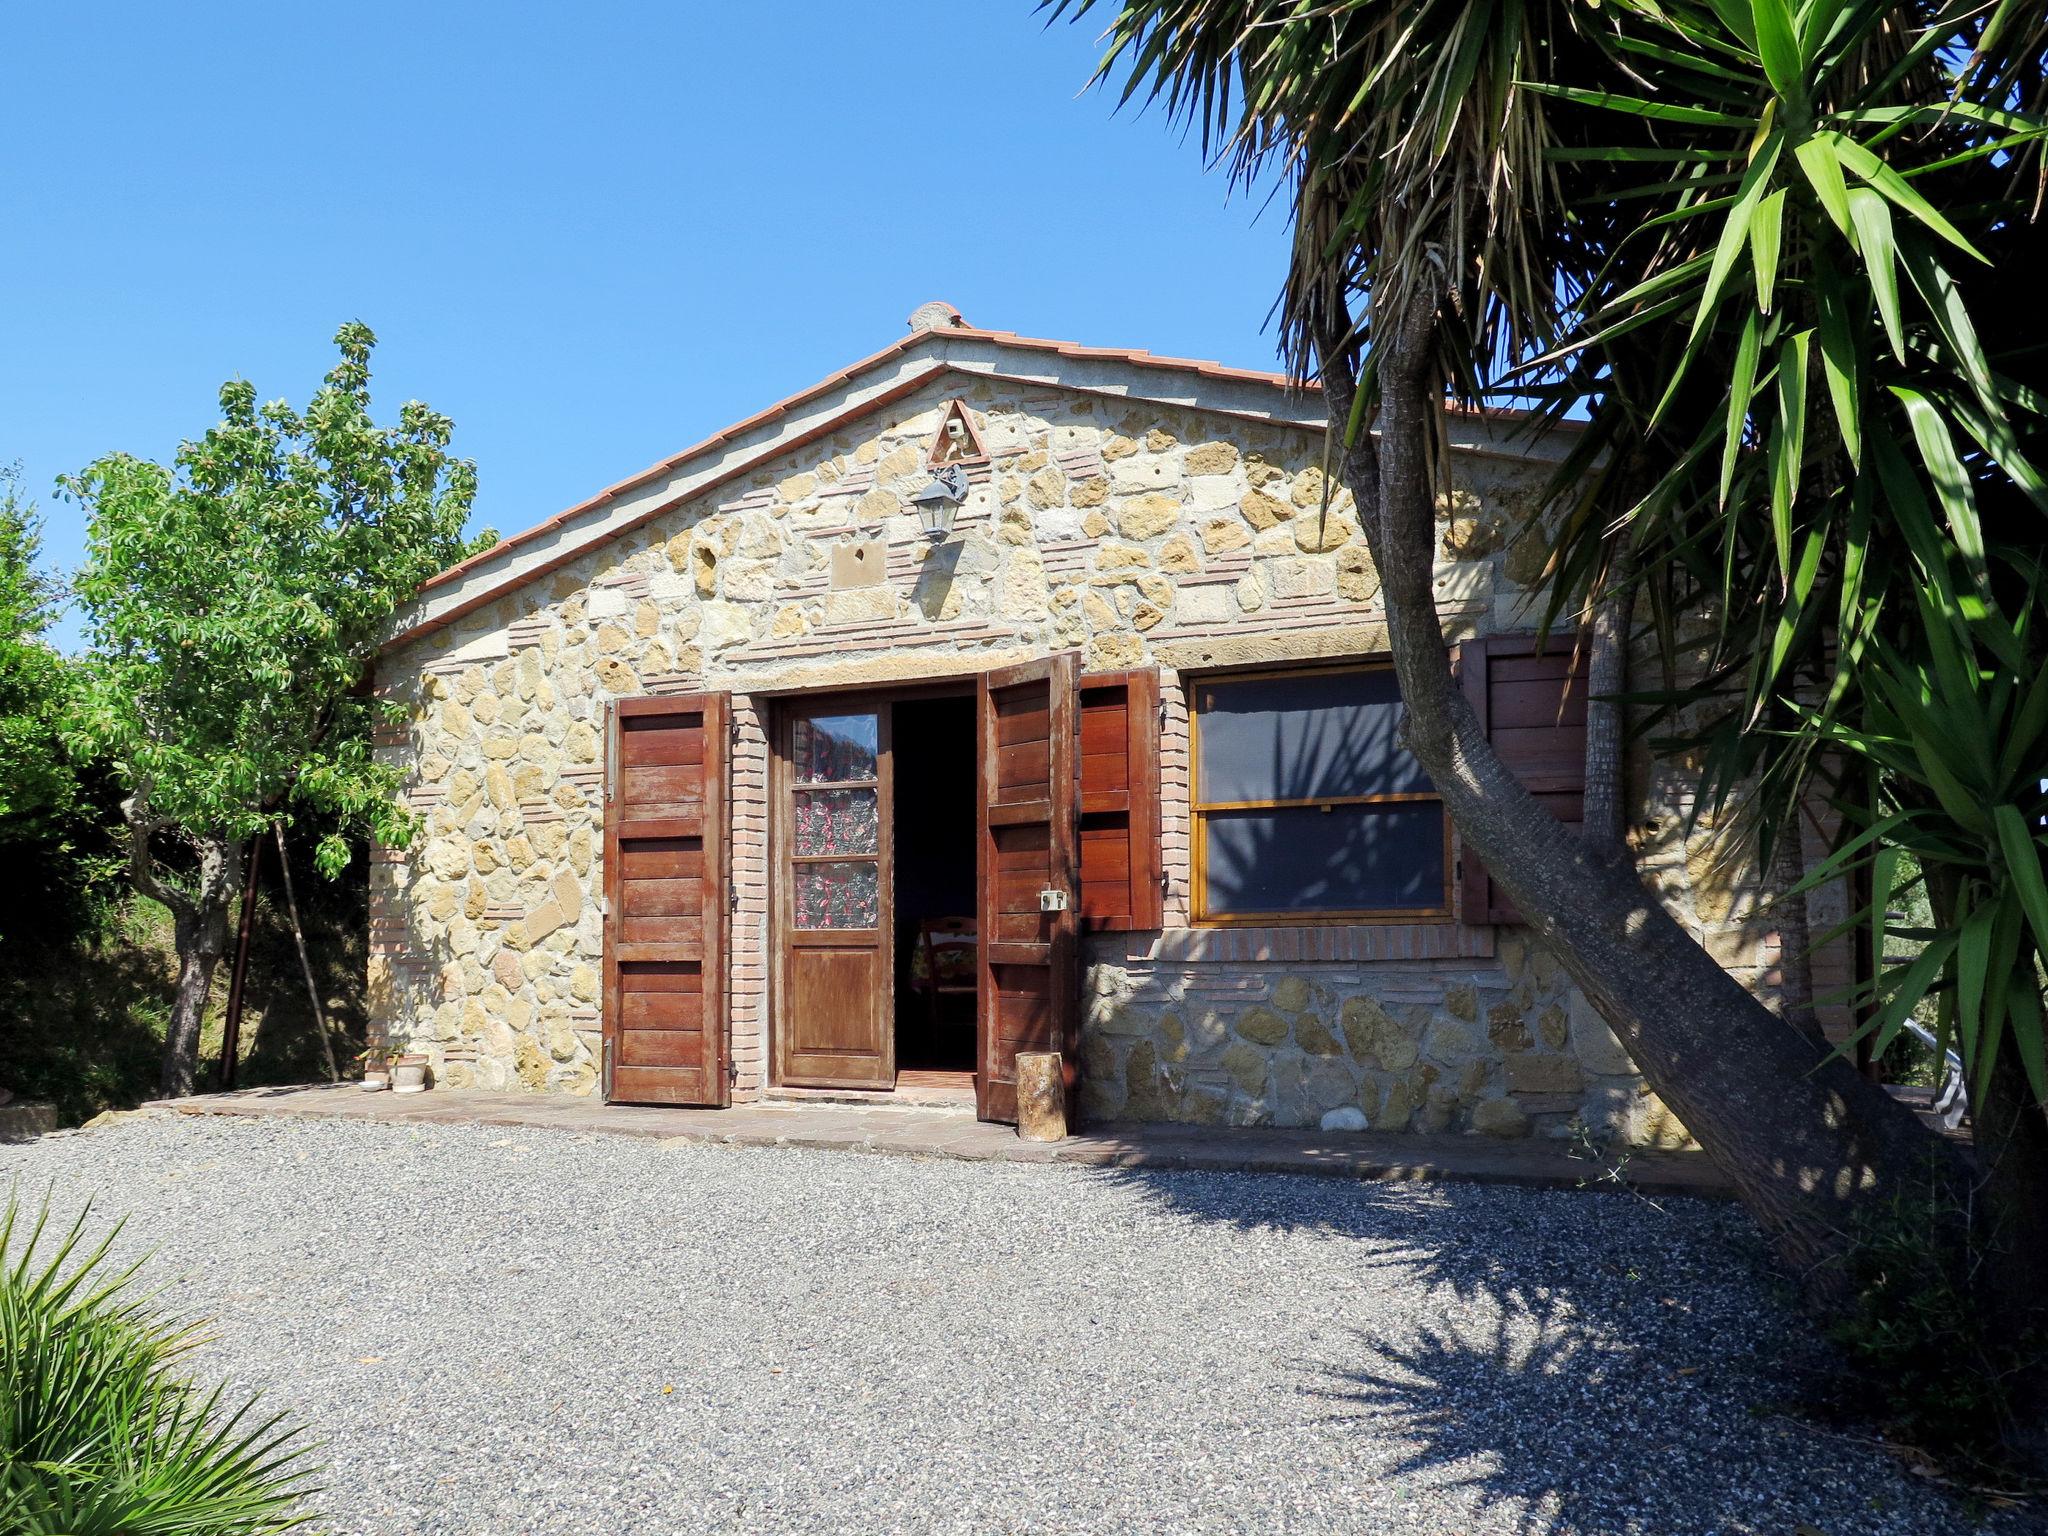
[
  {"left": 727, "top": 1058, "right": 739, "bottom": 1086},
  {"left": 729, "top": 878, "right": 739, "bottom": 912}
]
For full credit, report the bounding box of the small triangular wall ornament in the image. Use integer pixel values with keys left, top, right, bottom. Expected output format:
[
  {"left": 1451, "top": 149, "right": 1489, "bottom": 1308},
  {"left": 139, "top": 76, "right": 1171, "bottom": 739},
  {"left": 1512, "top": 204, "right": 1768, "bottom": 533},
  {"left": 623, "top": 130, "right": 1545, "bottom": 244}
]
[{"left": 925, "top": 400, "right": 988, "bottom": 467}]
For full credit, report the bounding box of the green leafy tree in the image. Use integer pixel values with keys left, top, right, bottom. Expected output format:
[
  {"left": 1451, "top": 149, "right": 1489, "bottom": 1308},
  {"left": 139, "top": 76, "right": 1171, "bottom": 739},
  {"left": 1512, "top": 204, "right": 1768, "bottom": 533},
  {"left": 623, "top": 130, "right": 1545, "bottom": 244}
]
[
  {"left": 0, "top": 465, "right": 112, "bottom": 948},
  {"left": 63, "top": 324, "right": 490, "bottom": 1096},
  {"left": 1, "top": 467, "right": 76, "bottom": 847},
  {"left": 1058, "top": 0, "right": 2047, "bottom": 1463}
]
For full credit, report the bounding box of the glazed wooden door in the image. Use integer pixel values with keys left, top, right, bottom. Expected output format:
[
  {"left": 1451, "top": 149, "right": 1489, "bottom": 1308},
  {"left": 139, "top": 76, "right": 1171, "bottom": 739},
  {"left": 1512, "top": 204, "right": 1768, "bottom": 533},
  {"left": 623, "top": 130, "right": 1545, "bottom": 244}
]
[
  {"left": 776, "top": 704, "right": 894, "bottom": 1088},
  {"left": 976, "top": 654, "right": 1080, "bottom": 1123},
  {"left": 603, "top": 693, "right": 728, "bottom": 1106}
]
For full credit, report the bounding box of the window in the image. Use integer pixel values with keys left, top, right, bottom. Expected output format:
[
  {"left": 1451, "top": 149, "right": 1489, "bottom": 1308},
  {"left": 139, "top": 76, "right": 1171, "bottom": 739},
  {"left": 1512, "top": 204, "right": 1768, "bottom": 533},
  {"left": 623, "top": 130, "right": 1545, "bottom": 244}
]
[{"left": 1191, "top": 664, "right": 1448, "bottom": 923}]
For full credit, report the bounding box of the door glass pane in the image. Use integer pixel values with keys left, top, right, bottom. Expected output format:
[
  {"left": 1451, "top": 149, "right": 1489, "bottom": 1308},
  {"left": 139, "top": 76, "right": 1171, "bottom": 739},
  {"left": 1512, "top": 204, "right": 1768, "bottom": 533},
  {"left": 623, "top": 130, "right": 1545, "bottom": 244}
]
[
  {"left": 1197, "top": 669, "right": 1432, "bottom": 803},
  {"left": 792, "top": 859, "right": 880, "bottom": 930},
  {"left": 793, "top": 713, "right": 879, "bottom": 784},
  {"left": 793, "top": 787, "right": 879, "bottom": 857},
  {"left": 1203, "top": 803, "right": 1445, "bottom": 915}
]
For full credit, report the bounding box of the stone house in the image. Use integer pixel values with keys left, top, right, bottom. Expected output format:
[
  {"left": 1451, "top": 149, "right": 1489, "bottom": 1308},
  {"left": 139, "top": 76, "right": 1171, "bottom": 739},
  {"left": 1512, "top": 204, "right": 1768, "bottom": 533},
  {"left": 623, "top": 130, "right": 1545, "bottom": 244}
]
[{"left": 370, "top": 303, "right": 1844, "bottom": 1143}]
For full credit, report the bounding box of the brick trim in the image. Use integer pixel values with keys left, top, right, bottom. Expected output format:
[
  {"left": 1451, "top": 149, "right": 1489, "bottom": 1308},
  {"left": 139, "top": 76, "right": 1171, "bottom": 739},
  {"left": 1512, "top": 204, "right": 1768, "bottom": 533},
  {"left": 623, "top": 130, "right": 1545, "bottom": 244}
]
[
  {"left": 1159, "top": 669, "right": 1193, "bottom": 926},
  {"left": 1120, "top": 923, "right": 1495, "bottom": 965},
  {"left": 728, "top": 693, "right": 770, "bottom": 1097}
]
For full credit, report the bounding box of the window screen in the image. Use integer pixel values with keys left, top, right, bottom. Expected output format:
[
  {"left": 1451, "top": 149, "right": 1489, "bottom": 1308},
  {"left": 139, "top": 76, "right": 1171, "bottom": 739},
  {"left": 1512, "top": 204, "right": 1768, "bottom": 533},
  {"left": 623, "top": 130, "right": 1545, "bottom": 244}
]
[{"left": 1193, "top": 666, "right": 1446, "bottom": 920}]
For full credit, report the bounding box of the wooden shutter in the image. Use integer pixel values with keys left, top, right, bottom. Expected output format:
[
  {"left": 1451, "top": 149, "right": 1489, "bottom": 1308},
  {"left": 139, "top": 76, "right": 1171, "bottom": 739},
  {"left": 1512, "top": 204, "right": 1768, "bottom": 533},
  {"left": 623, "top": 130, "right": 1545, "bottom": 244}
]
[
  {"left": 1457, "top": 637, "right": 1589, "bottom": 925},
  {"left": 977, "top": 654, "right": 1080, "bottom": 1124},
  {"left": 603, "top": 692, "right": 729, "bottom": 1105},
  {"left": 1077, "top": 668, "right": 1162, "bottom": 932}
]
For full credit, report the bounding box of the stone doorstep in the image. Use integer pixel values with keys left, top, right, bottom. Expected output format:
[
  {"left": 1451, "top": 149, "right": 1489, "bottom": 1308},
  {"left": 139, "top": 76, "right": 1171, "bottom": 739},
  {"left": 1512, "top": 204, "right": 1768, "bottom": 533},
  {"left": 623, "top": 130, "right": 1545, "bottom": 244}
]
[
  {"left": 758, "top": 1084, "right": 976, "bottom": 1114},
  {"left": 148, "top": 1085, "right": 1732, "bottom": 1200}
]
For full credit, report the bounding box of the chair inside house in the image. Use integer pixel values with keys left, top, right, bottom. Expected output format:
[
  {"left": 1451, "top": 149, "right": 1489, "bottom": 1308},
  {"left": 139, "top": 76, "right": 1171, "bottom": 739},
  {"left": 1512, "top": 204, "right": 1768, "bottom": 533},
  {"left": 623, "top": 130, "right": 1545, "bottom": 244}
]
[{"left": 913, "top": 917, "right": 977, "bottom": 1035}]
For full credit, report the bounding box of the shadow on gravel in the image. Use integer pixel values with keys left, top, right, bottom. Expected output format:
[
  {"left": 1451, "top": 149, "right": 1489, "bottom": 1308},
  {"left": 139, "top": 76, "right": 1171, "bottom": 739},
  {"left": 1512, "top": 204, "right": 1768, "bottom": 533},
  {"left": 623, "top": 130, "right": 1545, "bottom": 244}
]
[
  {"left": 1091, "top": 1166, "right": 1998, "bottom": 1536},
  {"left": 1305, "top": 1294, "right": 1809, "bottom": 1536},
  {"left": 1089, "top": 1161, "right": 1755, "bottom": 1304}
]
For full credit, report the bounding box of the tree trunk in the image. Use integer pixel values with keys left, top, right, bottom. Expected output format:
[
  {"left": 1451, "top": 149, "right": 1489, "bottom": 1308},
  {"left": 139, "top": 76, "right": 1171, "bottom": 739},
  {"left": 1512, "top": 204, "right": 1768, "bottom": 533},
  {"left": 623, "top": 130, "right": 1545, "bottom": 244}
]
[
  {"left": 1581, "top": 544, "right": 1633, "bottom": 855},
  {"left": 1765, "top": 809, "right": 1825, "bottom": 1049},
  {"left": 1323, "top": 294, "right": 1965, "bottom": 1303},
  {"left": 156, "top": 834, "right": 243, "bottom": 1098}
]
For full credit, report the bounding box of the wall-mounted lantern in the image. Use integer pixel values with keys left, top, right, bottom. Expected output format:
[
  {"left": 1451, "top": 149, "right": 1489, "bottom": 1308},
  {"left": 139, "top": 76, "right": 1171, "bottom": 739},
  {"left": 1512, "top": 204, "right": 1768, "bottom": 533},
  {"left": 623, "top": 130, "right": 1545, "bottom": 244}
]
[{"left": 910, "top": 464, "right": 970, "bottom": 541}]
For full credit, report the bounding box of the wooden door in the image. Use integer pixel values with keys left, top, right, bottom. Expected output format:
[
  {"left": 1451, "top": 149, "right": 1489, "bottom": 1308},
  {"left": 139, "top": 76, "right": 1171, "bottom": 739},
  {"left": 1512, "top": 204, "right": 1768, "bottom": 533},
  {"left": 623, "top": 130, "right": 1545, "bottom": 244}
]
[
  {"left": 977, "top": 654, "right": 1080, "bottom": 1123},
  {"left": 604, "top": 693, "right": 728, "bottom": 1106},
  {"left": 775, "top": 703, "right": 894, "bottom": 1088}
]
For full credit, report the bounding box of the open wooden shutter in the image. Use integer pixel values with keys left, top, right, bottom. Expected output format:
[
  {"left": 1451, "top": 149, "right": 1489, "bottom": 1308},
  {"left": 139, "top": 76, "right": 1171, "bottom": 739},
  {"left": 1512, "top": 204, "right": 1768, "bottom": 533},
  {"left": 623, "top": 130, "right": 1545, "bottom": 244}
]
[
  {"left": 977, "top": 654, "right": 1080, "bottom": 1124},
  {"left": 1077, "top": 668, "right": 1162, "bottom": 932},
  {"left": 1457, "top": 637, "right": 1588, "bottom": 925},
  {"left": 603, "top": 692, "right": 729, "bottom": 1105}
]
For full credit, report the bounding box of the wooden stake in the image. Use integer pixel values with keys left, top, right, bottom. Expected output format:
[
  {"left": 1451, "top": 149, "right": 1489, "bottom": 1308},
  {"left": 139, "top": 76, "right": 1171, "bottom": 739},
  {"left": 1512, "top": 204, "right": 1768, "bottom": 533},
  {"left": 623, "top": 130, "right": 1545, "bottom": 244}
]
[
  {"left": 217, "top": 833, "right": 264, "bottom": 1090},
  {"left": 274, "top": 823, "right": 342, "bottom": 1083}
]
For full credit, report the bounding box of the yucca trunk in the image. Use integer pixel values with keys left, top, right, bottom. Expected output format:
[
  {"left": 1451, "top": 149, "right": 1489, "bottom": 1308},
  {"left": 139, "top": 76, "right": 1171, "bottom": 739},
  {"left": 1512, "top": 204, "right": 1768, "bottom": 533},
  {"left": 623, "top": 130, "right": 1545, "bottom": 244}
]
[
  {"left": 1579, "top": 543, "right": 1632, "bottom": 855},
  {"left": 1765, "top": 813, "right": 1824, "bottom": 1048}
]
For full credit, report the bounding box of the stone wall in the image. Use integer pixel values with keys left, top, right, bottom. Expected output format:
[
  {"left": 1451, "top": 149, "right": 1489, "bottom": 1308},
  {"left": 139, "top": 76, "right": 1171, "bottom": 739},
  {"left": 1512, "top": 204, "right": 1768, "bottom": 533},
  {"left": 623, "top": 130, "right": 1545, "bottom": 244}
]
[
  {"left": 370, "top": 369, "right": 1826, "bottom": 1143},
  {"left": 1080, "top": 929, "right": 1686, "bottom": 1144}
]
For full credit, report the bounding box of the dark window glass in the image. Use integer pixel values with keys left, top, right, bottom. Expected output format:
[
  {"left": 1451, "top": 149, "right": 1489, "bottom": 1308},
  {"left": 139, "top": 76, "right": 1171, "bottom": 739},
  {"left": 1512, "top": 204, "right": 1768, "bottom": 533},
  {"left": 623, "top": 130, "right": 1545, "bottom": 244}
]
[
  {"left": 1203, "top": 804, "right": 1446, "bottom": 915},
  {"left": 793, "top": 713, "right": 878, "bottom": 784},
  {"left": 1196, "top": 669, "right": 1431, "bottom": 804}
]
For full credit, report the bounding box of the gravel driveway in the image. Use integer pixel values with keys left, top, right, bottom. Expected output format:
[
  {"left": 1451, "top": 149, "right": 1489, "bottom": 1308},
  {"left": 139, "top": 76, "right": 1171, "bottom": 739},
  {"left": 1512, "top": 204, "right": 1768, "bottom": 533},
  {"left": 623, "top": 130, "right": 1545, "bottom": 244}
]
[{"left": 0, "top": 1112, "right": 2012, "bottom": 1535}]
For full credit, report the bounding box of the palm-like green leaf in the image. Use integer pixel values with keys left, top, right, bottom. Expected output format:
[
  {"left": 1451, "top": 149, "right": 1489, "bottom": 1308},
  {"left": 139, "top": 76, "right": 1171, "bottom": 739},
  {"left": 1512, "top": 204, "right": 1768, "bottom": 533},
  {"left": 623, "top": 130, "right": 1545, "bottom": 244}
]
[
  {"left": 0, "top": 1194, "right": 320, "bottom": 1535},
  {"left": 1526, "top": 0, "right": 2048, "bottom": 1105}
]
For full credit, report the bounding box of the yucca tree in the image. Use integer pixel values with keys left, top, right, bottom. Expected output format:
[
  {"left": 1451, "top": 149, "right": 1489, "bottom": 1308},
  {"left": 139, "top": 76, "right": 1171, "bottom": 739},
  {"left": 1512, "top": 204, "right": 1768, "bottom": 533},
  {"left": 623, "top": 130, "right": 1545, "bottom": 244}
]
[
  {"left": 1056, "top": 0, "right": 1953, "bottom": 1256},
  {"left": 0, "top": 1194, "right": 320, "bottom": 1533},
  {"left": 1055, "top": 0, "right": 2048, "bottom": 1453},
  {"left": 1530, "top": 0, "right": 2048, "bottom": 1409}
]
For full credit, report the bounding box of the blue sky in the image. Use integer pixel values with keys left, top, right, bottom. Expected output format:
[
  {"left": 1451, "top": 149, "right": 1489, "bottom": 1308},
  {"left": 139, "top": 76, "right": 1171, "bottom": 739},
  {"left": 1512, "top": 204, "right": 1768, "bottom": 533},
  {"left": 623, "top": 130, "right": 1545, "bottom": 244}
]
[{"left": 3, "top": 2, "right": 1290, "bottom": 649}]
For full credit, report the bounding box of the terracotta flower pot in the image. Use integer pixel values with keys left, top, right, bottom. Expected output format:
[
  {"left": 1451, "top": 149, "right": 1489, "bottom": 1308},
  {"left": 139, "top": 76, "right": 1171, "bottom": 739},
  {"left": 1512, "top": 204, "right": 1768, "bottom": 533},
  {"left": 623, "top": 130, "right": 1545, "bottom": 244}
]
[{"left": 390, "top": 1055, "right": 429, "bottom": 1095}]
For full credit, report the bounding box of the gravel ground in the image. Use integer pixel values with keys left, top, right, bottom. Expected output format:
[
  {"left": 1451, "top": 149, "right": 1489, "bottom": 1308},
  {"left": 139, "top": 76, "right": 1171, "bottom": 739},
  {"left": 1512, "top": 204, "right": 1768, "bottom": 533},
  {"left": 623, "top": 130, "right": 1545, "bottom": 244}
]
[{"left": 0, "top": 1112, "right": 2017, "bottom": 1535}]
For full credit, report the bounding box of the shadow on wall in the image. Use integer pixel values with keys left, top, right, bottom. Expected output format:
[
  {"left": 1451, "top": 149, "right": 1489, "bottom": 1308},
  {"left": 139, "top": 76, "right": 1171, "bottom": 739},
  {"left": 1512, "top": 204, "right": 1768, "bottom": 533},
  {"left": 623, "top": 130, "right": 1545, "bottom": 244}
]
[{"left": 1085, "top": 1165, "right": 2013, "bottom": 1535}]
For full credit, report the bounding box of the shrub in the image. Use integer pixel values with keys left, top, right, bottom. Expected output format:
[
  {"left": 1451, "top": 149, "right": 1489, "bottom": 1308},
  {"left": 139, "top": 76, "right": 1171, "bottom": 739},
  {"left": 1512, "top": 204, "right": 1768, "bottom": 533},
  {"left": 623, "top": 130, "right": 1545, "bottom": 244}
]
[
  {"left": 0, "top": 1192, "right": 319, "bottom": 1533},
  {"left": 1830, "top": 1159, "right": 2047, "bottom": 1478}
]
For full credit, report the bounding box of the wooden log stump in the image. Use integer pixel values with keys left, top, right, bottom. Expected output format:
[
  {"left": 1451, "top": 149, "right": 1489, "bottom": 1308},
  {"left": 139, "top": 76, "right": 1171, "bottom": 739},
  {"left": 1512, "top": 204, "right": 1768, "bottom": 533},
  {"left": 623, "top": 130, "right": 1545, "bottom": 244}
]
[{"left": 1015, "top": 1051, "right": 1067, "bottom": 1142}]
